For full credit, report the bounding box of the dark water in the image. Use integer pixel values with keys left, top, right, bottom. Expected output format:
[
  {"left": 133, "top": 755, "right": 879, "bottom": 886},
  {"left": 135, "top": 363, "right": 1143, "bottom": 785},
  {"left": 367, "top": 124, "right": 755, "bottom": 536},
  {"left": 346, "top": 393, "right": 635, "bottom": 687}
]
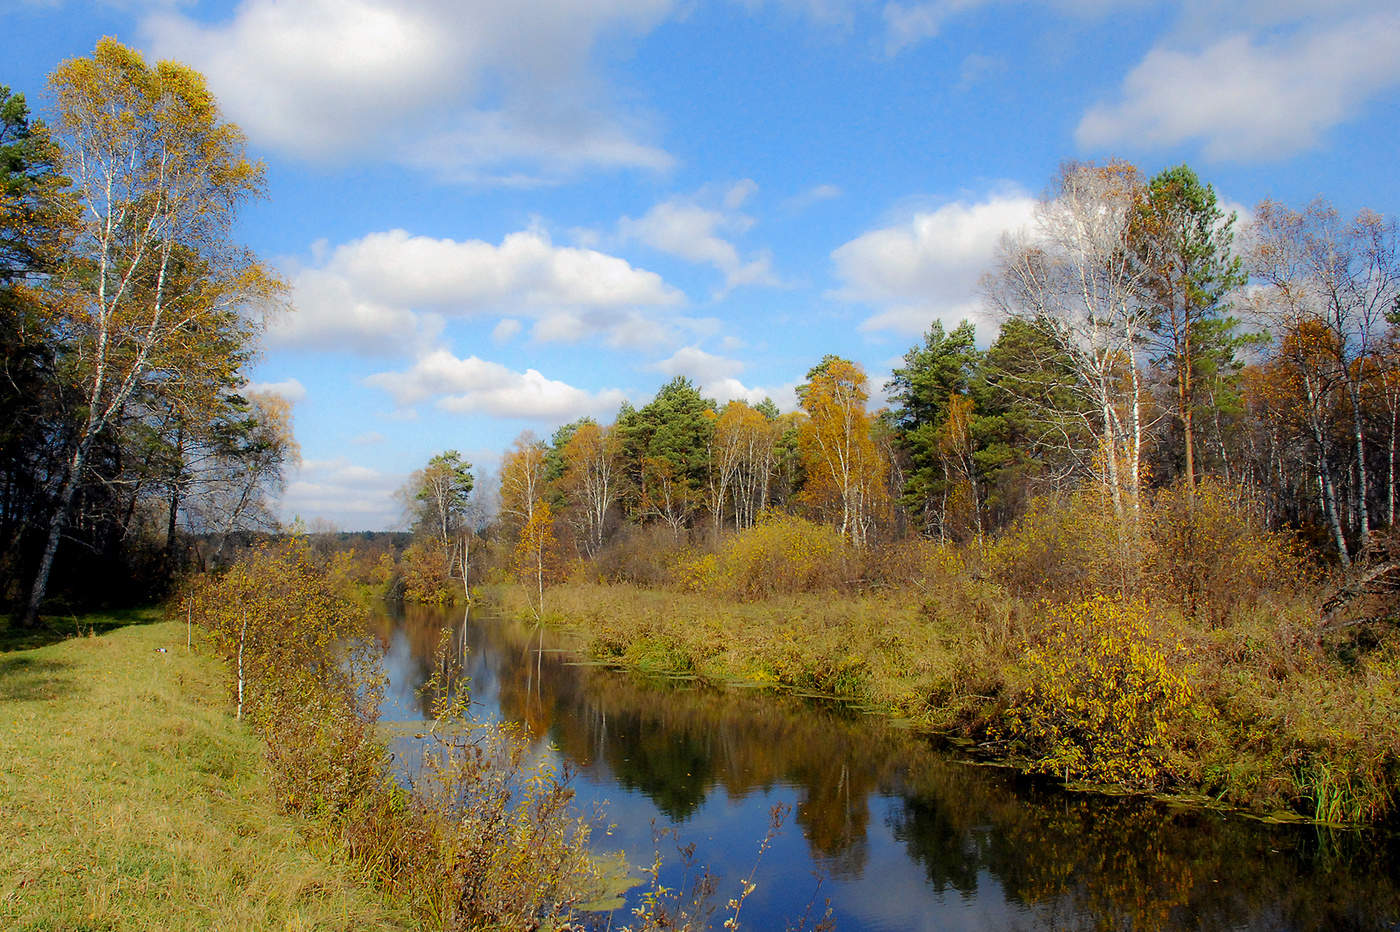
[{"left": 369, "top": 602, "right": 1400, "bottom": 931}]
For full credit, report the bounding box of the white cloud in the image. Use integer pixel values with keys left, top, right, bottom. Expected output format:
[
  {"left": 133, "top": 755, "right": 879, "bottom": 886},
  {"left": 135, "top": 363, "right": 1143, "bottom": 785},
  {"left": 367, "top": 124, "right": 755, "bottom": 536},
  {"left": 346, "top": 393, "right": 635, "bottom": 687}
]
[
  {"left": 244, "top": 377, "right": 308, "bottom": 404},
  {"left": 142, "top": 0, "right": 675, "bottom": 182},
  {"left": 492, "top": 318, "right": 523, "bottom": 344},
  {"left": 956, "top": 52, "right": 1006, "bottom": 91},
  {"left": 619, "top": 182, "right": 781, "bottom": 294},
  {"left": 280, "top": 457, "right": 405, "bottom": 530},
  {"left": 352, "top": 431, "right": 385, "bottom": 446},
  {"left": 266, "top": 265, "right": 445, "bottom": 356},
  {"left": 323, "top": 229, "right": 680, "bottom": 311},
  {"left": 704, "top": 377, "right": 799, "bottom": 411},
  {"left": 724, "top": 178, "right": 759, "bottom": 210},
  {"left": 649, "top": 346, "right": 746, "bottom": 383},
  {"left": 1078, "top": 12, "right": 1400, "bottom": 160},
  {"left": 644, "top": 346, "right": 797, "bottom": 409},
  {"left": 266, "top": 228, "right": 683, "bottom": 355},
  {"left": 880, "top": 0, "right": 1151, "bottom": 54},
  {"left": 366, "top": 349, "right": 628, "bottom": 420},
  {"left": 831, "top": 190, "right": 1036, "bottom": 336}
]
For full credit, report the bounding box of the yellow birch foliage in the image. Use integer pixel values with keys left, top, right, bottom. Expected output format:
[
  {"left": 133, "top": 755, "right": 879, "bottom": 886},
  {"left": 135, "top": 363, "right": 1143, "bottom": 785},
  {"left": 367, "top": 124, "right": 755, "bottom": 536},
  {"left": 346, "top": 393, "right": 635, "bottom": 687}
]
[
  {"left": 796, "top": 356, "right": 889, "bottom": 546},
  {"left": 1002, "top": 595, "right": 1193, "bottom": 789}
]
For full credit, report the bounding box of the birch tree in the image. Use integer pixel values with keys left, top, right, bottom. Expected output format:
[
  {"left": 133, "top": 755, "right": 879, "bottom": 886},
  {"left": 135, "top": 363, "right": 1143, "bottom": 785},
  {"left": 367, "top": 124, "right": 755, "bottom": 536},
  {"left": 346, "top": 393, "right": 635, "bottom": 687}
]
[
  {"left": 1244, "top": 200, "right": 1400, "bottom": 561},
  {"left": 986, "top": 161, "right": 1153, "bottom": 525},
  {"left": 25, "top": 40, "right": 276, "bottom": 623},
  {"left": 500, "top": 432, "right": 548, "bottom": 531},
  {"left": 796, "top": 355, "right": 887, "bottom": 547},
  {"left": 560, "top": 421, "right": 620, "bottom": 557}
]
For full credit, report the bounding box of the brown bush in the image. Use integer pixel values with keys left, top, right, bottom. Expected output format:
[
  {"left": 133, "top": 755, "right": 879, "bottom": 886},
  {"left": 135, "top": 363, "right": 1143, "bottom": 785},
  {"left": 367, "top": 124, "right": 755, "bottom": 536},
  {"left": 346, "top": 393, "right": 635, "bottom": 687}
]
[
  {"left": 592, "top": 522, "right": 697, "bottom": 587},
  {"left": 1146, "top": 479, "right": 1315, "bottom": 625}
]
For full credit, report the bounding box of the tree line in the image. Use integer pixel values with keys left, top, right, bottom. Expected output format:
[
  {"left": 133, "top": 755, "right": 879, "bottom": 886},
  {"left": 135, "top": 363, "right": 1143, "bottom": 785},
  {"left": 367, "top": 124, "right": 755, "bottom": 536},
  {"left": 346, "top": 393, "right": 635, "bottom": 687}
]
[
  {"left": 1, "top": 40, "right": 291, "bottom": 624},
  {"left": 405, "top": 160, "right": 1399, "bottom": 589}
]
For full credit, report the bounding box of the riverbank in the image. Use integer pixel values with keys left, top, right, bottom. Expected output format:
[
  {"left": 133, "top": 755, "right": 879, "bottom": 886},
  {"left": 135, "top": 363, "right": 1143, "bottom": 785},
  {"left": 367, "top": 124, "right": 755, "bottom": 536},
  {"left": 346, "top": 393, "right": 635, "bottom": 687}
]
[
  {"left": 0, "top": 614, "right": 408, "bottom": 930},
  {"left": 491, "top": 579, "right": 1400, "bottom": 825}
]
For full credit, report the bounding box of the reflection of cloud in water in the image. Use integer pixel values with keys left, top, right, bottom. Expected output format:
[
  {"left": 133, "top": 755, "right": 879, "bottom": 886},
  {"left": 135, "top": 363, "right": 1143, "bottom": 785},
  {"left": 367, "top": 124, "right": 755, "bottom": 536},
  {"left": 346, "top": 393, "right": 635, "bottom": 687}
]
[{"left": 371, "top": 603, "right": 1400, "bottom": 931}]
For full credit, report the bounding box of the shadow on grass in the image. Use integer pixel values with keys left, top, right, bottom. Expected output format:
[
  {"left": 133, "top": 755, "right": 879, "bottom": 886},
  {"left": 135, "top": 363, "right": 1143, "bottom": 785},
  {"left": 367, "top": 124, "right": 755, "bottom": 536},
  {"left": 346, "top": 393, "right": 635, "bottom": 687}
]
[
  {"left": 0, "top": 655, "right": 74, "bottom": 702},
  {"left": 0, "top": 606, "right": 165, "bottom": 653}
]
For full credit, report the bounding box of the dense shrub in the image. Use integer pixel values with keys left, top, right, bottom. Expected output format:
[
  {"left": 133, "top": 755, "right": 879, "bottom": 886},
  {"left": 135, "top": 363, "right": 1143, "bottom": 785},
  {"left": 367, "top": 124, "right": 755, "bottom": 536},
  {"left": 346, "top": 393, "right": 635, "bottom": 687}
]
[
  {"left": 985, "top": 492, "right": 1142, "bottom": 599},
  {"left": 1145, "top": 479, "right": 1313, "bottom": 625},
  {"left": 592, "top": 523, "right": 696, "bottom": 587},
  {"left": 398, "top": 539, "right": 463, "bottom": 605},
  {"left": 676, "top": 512, "right": 850, "bottom": 601},
  {"left": 999, "top": 595, "right": 1194, "bottom": 789}
]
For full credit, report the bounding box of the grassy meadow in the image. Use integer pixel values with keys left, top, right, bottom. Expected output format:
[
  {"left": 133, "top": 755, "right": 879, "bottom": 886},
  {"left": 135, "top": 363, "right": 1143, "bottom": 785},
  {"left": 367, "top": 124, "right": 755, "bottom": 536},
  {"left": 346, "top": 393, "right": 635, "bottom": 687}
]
[{"left": 0, "top": 613, "right": 408, "bottom": 931}]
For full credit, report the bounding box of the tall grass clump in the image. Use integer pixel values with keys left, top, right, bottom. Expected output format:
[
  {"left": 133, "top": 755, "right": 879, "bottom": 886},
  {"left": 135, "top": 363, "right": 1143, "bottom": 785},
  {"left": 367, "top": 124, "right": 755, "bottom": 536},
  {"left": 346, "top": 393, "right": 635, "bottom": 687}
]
[{"left": 191, "top": 539, "right": 598, "bottom": 929}]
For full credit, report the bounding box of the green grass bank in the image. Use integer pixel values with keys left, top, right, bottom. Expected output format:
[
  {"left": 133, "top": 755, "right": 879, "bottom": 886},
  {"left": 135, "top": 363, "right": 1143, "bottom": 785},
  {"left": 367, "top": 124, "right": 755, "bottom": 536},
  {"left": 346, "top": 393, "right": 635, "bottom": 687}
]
[{"left": 0, "top": 613, "right": 407, "bottom": 931}]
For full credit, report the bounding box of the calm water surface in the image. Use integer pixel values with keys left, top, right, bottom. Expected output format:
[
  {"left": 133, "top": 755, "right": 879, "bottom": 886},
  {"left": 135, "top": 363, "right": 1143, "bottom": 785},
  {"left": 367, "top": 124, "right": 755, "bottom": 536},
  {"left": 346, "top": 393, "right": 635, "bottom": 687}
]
[{"left": 369, "top": 603, "right": 1400, "bottom": 931}]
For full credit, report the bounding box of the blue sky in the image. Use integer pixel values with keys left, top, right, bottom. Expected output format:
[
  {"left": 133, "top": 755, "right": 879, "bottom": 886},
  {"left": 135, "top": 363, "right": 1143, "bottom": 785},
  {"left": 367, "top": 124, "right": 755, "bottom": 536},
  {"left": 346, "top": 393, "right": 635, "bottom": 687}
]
[{"left": 6, "top": 0, "right": 1400, "bottom": 528}]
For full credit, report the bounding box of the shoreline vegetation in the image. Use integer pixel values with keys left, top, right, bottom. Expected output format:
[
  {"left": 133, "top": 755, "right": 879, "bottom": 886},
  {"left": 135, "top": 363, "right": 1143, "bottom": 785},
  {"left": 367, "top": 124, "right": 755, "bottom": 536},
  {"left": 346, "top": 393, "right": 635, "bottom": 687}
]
[{"left": 469, "top": 493, "right": 1399, "bottom": 828}]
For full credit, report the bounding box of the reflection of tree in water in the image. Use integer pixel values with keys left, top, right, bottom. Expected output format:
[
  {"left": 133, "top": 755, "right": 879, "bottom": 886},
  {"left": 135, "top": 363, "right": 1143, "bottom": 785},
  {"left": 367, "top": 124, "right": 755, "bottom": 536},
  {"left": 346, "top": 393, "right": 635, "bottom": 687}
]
[
  {"left": 594, "top": 706, "right": 714, "bottom": 821},
  {"left": 888, "top": 756, "right": 1400, "bottom": 931},
  {"left": 377, "top": 605, "right": 1400, "bottom": 931}
]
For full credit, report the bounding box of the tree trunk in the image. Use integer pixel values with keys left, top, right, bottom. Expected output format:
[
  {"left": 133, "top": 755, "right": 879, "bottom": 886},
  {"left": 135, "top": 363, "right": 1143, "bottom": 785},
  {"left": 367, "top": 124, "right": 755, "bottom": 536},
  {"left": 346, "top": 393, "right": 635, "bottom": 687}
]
[
  {"left": 1347, "top": 378, "right": 1372, "bottom": 549},
  {"left": 1388, "top": 395, "right": 1396, "bottom": 527},
  {"left": 23, "top": 440, "right": 90, "bottom": 626},
  {"left": 1309, "top": 411, "right": 1351, "bottom": 566},
  {"left": 1180, "top": 341, "right": 1196, "bottom": 496}
]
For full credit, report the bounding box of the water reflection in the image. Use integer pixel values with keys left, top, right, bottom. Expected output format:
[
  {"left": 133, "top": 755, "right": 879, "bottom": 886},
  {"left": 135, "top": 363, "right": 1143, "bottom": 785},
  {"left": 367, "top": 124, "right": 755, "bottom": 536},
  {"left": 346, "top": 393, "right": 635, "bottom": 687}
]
[{"left": 371, "top": 602, "right": 1400, "bottom": 932}]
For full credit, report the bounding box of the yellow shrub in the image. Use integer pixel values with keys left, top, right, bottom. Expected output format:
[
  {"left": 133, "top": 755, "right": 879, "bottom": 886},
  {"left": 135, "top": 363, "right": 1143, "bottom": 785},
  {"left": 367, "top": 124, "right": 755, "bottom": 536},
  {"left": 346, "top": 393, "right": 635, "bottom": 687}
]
[
  {"left": 676, "top": 512, "right": 848, "bottom": 601},
  {"left": 398, "top": 540, "right": 460, "bottom": 604},
  {"left": 1002, "top": 595, "right": 1192, "bottom": 789},
  {"left": 985, "top": 492, "right": 1143, "bottom": 599}
]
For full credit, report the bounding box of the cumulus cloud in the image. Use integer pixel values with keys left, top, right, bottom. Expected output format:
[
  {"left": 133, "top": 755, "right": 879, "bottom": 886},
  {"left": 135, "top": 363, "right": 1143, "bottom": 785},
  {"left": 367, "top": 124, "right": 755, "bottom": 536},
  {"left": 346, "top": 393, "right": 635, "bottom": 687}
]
[
  {"left": 365, "top": 349, "right": 628, "bottom": 420},
  {"left": 649, "top": 346, "right": 746, "bottom": 383},
  {"left": 266, "top": 265, "right": 445, "bottom": 356},
  {"left": 243, "top": 377, "right": 308, "bottom": 404},
  {"left": 644, "top": 345, "right": 795, "bottom": 409},
  {"left": 1077, "top": 11, "right": 1400, "bottom": 160},
  {"left": 831, "top": 190, "right": 1036, "bottom": 336},
  {"left": 704, "top": 377, "right": 798, "bottom": 410},
  {"left": 142, "top": 0, "right": 675, "bottom": 183},
  {"left": 492, "top": 318, "right": 523, "bottom": 344},
  {"left": 619, "top": 181, "right": 781, "bottom": 294},
  {"left": 279, "top": 457, "right": 405, "bottom": 530},
  {"left": 266, "top": 228, "right": 683, "bottom": 354}
]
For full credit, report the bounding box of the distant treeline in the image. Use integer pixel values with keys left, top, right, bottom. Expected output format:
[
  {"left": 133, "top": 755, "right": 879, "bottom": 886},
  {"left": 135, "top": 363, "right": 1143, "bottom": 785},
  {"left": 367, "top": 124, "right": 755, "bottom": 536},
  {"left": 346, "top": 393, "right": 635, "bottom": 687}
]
[{"left": 402, "top": 162, "right": 1399, "bottom": 589}]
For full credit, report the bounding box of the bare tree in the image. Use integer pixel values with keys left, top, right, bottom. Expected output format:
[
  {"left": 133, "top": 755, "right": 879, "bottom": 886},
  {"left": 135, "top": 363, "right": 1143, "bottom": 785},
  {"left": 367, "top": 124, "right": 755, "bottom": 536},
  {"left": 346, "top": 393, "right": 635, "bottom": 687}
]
[{"left": 986, "top": 161, "right": 1154, "bottom": 525}]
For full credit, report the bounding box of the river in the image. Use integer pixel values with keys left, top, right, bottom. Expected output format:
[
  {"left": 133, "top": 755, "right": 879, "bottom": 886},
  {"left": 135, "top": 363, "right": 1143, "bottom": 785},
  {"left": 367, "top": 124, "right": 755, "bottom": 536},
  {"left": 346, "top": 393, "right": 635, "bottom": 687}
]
[{"left": 368, "top": 601, "right": 1400, "bottom": 931}]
